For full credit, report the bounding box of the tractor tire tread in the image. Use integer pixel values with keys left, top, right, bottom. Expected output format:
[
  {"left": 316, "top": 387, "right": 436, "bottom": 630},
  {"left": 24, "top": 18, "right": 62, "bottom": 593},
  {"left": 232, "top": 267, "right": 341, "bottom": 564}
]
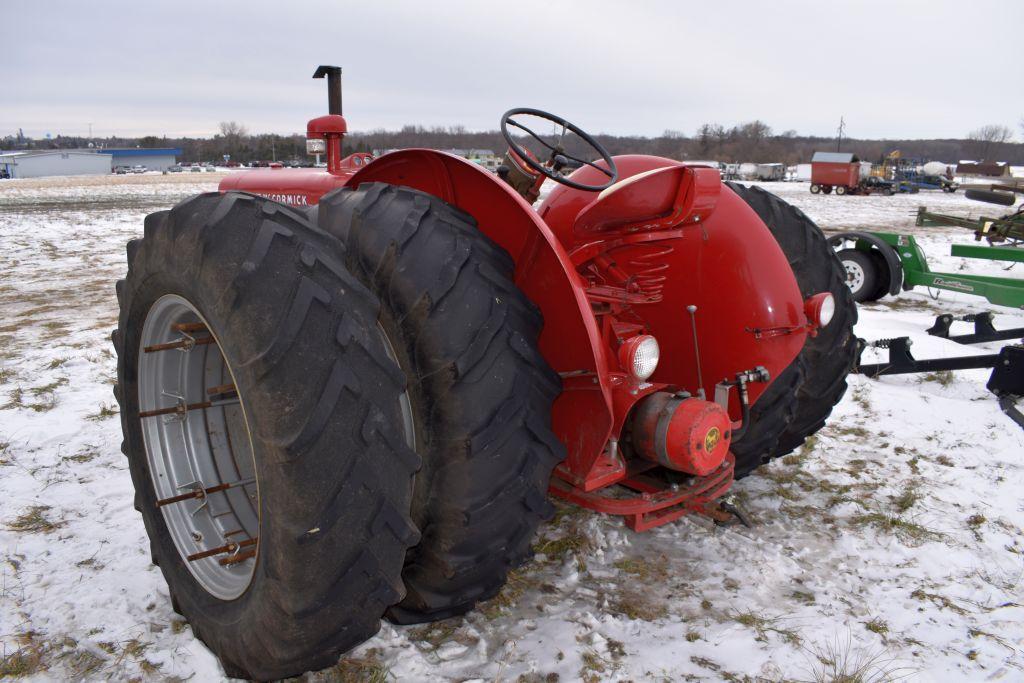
[
  {"left": 317, "top": 183, "right": 563, "bottom": 625},
  {"left": 113, "top": 191, "right": 420, "bottom": 680},
  {"left": 725, "top": 183, "right": 858, "bottom": 477}
]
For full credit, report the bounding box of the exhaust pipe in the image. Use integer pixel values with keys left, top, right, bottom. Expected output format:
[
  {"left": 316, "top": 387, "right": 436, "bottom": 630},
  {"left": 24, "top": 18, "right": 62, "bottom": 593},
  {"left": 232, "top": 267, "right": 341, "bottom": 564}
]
[
  {"left": 309, "top": 66, "right": 346, "bottom": 173},
  {"left": 313, "top": 65, "right": 342, "bottom": 115}
]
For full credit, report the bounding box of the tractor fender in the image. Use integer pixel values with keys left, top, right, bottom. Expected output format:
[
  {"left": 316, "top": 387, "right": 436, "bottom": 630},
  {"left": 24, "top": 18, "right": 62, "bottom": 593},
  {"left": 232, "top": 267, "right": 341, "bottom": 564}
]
[
  {"left": 346, "top": 149, "right": 615, "bottom": 469},
  {"left": 828, "top": 231, "right": 903, "bottom": 296}
]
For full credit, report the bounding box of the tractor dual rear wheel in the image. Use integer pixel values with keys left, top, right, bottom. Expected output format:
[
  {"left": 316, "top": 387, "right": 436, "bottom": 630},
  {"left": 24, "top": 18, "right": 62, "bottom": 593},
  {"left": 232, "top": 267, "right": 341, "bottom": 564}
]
[
  {"left": 114, "top": 193, "right": 422, "bottom": 680},
  {"left": 725, "top": 183, "right": 859, "bottom": 477},
  {"left": 316, "top": 183, "right": 564, "bottom": 624}
]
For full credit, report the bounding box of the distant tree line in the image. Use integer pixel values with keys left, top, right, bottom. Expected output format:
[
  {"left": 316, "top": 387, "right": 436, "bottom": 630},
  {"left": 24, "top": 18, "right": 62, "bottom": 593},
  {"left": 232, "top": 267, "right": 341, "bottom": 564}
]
[{"left": 3, "top": 120, "right": 1022, "bottom": 166}]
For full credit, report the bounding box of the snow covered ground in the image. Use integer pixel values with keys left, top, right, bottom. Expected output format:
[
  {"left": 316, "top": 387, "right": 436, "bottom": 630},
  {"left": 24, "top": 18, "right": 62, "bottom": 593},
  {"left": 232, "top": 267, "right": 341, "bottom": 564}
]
[{"left": 1, "top": 175, "right": 1023, "bottom": 681}]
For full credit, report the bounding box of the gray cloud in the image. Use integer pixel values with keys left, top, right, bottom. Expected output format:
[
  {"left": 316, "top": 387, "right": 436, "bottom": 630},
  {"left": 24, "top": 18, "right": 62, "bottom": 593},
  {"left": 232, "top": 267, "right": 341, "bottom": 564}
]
[{"left": 2, "top": 0, "right": 1021, "bottom": 139}]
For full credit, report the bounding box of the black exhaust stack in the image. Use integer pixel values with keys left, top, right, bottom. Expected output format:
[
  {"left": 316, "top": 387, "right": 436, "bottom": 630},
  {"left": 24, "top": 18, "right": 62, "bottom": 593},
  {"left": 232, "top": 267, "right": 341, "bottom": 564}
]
[{"left": 313, "top": 65, "right": 342, "bottom": 116}]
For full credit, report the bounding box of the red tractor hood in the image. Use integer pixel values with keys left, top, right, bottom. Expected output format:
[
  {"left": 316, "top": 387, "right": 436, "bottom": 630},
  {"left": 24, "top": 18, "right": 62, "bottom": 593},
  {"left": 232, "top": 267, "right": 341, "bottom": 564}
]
[{"left": 218, "top": 153, "right": 376, "bottom": 206}]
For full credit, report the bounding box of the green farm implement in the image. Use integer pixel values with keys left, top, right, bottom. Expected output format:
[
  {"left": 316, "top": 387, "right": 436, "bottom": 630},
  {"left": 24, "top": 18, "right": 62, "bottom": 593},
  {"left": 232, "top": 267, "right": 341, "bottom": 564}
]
[
  {"left": 839, "top": 185, "right": 1024, "bottom": 429},
  {"left": 828, "top": 182, "right": 1024, "bottom": 308},
  {"left": 828, "top": 231, "right": 1024, "bottom": 308},
  {"left": 914, "top": 201, "right": 1024, "bottom": 245}
]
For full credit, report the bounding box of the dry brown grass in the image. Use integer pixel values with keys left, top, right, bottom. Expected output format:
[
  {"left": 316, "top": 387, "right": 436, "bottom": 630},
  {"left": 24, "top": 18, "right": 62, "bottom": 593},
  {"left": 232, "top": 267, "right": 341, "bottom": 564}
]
[
  {"left": 800, "top": 633, "right": 912, "bottom": 682},
  {"left": 0, "top": 631, "right": 49, "bottom": 677},
  {"left": 6, "top": 505, "right": 64, "bottom": 533}
]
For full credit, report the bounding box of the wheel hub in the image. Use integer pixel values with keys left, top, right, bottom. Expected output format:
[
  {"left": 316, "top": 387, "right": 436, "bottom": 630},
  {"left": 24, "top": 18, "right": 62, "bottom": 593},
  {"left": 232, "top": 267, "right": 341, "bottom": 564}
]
[{"left": 844, "top": 260, "right": 865, "bottom": 292}]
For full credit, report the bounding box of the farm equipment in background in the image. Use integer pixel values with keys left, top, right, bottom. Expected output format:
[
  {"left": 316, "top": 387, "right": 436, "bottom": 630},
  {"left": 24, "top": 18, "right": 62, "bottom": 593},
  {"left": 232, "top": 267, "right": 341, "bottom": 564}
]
[
  {"left": 855, "top": 316, "right": 1024, "bottom": 428},
  {"left": 869, "top": 151, "right": 954, "bottom": 193},
  {"left": 831, "top": 186, "right": 1024, "bottom": 306},
  {"left": 810, "top": 151, "right": 863, "bottom": 195},
  {"left": 891, "top": 159, "right": 959, "bottom": 193},
  {"left": 830, "top": 231, "right": 1024, "bottom": 307},
  {"left": 839, "top": 182, "right": 1024, "bottom": 425},
  {"left": 926, "top": 311, "right": 1024, "bottom": 344},
  {"left": 916, "top": 189, "right": 1024, "bottom": 245},
  {"left": 902, "top": 173, "right": 959, "bottom": 193},
  {"left": 112, "top": 66, "right": 857, "bottom": 679},
  {"left": 809, "top": 151, "right": 909, "bottom": 195}
]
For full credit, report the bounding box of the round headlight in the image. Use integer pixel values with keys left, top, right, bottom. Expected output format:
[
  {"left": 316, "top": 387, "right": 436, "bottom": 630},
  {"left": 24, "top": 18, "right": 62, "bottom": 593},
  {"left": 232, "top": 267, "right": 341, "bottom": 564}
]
[
  {"left": 818, "top": 293, "right": 835, "bottom": 327},
  {"left": 804, "top": 292, "right": 835, "bottom": 328},
  {"left": 619, "top": 335, "right": 660, "bottom": 381}
]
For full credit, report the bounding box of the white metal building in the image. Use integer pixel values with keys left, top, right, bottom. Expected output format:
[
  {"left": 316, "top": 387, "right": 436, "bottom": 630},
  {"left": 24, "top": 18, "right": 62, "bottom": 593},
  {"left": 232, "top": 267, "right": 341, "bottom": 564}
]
[
  {"left": 0, "top": 150, "right": 113, "bottom": 178},
  {"left": 104, "top": 148, "right": 181, "bottom": 172}
]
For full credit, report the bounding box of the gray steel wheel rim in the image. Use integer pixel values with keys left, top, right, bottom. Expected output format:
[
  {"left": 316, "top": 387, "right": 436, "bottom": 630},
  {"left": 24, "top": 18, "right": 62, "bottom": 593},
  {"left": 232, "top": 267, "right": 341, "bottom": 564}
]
[
  {"left": 844, "top": 260, "right": 865, "bottom": 294},
  {"left": 138, "top": 296, "right": 415, "bottom": 601},
  {"left": 139, "top": 295, "right": 260, "bottom": 600}
]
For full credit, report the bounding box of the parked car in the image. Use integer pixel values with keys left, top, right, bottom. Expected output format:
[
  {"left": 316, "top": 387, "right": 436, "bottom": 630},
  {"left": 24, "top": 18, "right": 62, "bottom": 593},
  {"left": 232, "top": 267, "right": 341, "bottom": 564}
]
[
  {"left": 190, "top": 166, "right": 202, "bottom": 173},
  {"left": 918, "top": 174, "right": 959, "bottom": 193},
  {"left": 166, "top": 165, "right": 183, "bottom": 173},
  {"left": 114, "top": 166, "right": 130, "bottom": 175},
  {"left": 861, "top": 176, "right": 897, "bottom": 196}
]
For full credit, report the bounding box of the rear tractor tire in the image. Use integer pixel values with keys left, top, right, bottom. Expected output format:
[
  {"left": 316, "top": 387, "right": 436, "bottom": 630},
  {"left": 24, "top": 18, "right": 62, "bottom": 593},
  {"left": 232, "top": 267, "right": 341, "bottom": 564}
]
[
  {"left": 315, "top": 183, "right": 564, "bottom": 625},
  {"left": 835, "top": 185, "right": 847, "bottom": 196},
  {"left": 113, "top": 193, "right": 422, "bottom": 680},
  {"left": 810, "top": 184, "right": 821, "bottom": 194},
  {"left": 822, "top": 185, "right": 833, "bottom": 195},
  {"left": 724, "top": 183, "right": 858, "bottom": 477}
]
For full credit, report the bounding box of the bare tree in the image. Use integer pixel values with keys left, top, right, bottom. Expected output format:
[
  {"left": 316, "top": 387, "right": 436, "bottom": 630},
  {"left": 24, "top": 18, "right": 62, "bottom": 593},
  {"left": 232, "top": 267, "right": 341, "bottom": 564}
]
[
  {"left": 735, "top": 120, "right": 773, "bottom": 143},
  {"left": 967, "top": 124, "right": 1013, "bottom": 159},
  {"left": 219, "top": 121, "right": 248, "bottom": 138},
  {"left": 696, "top": 123, "right": 725, "bottom": 155},
  {"left": 218, "top": 121, "right": 249, "bottom": 160}
]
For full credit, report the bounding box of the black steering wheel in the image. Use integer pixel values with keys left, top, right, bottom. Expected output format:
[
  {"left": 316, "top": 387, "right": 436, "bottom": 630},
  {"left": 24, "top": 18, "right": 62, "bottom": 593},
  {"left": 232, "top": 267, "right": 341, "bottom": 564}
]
[{"left": 500, "top": 107, "right": 618, "bottom": 192}]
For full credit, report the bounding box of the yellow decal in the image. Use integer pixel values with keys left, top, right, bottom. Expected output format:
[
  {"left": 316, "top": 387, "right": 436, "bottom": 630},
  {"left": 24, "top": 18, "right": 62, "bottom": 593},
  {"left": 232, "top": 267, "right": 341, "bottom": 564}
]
[{"left": 704, "top": 427, "right": 722, "bottom": 453}]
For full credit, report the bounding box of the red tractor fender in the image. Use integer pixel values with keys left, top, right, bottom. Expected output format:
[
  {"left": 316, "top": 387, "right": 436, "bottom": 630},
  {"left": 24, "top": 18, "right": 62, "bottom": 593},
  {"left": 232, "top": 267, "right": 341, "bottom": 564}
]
[
  {"left": 540, "top": 155, "right": 810, "bottom": 418},
  {"left": 346, "top": 149, "right": 617, "bottom": 468}
]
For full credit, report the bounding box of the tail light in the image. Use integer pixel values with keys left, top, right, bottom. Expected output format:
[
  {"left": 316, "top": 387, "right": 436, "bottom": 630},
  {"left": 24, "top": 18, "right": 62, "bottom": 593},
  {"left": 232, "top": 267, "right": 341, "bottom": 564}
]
[
  {"left": 618, "top": 335, "right": 660, "bottom": 381},
  {"left": 804, "top": 292, "right": 835, "bottom": 328}
]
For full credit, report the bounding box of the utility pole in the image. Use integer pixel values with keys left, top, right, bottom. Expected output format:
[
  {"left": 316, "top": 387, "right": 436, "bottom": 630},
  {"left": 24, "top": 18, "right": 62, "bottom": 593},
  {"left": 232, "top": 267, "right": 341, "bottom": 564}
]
[
  {"left": 836, "top": 116, "right": 845, "bottom": 152},
  {"left": 88, "top": 122, "right": 93, "bottom": 139},
  {"left": 271, "top": 138, "right": 276, "bottom": 162}
]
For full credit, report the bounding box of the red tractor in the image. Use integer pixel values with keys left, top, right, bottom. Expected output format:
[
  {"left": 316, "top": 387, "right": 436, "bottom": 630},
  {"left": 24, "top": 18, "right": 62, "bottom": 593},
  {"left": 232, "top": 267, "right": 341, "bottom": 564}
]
[{"left": 112, "top": 67, "right": 856, "bottom": 679}]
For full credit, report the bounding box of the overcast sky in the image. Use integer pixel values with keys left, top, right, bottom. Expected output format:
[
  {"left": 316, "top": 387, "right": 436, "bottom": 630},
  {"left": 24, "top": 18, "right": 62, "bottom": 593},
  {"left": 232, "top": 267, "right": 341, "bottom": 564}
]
[{"left": 3, "top": 0, "right": 1021, "bottom": 140}]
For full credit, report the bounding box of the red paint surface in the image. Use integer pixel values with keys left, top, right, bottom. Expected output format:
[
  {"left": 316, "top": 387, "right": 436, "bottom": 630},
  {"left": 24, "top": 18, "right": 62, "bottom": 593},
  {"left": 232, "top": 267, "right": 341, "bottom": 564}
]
[
  {"left": 811, "top": 161, "right": 860, "bottom": 188},
  {"left": 220, "top": 141, "right": 815, "bottom": 528}
]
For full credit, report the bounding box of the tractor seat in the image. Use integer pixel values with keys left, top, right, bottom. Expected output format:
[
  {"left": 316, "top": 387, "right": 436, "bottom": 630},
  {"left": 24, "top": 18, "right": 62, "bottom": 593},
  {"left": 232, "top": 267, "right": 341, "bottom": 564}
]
[{"left": 574, "top": 164, "right": 721, "bottom": 235}]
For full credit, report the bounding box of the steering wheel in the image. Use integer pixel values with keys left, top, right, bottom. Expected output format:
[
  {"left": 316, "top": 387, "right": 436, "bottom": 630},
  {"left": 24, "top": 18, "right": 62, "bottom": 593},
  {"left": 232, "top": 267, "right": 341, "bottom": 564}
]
[{"left": 500, "top": 107, "right": 618, "bottom": 192}]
